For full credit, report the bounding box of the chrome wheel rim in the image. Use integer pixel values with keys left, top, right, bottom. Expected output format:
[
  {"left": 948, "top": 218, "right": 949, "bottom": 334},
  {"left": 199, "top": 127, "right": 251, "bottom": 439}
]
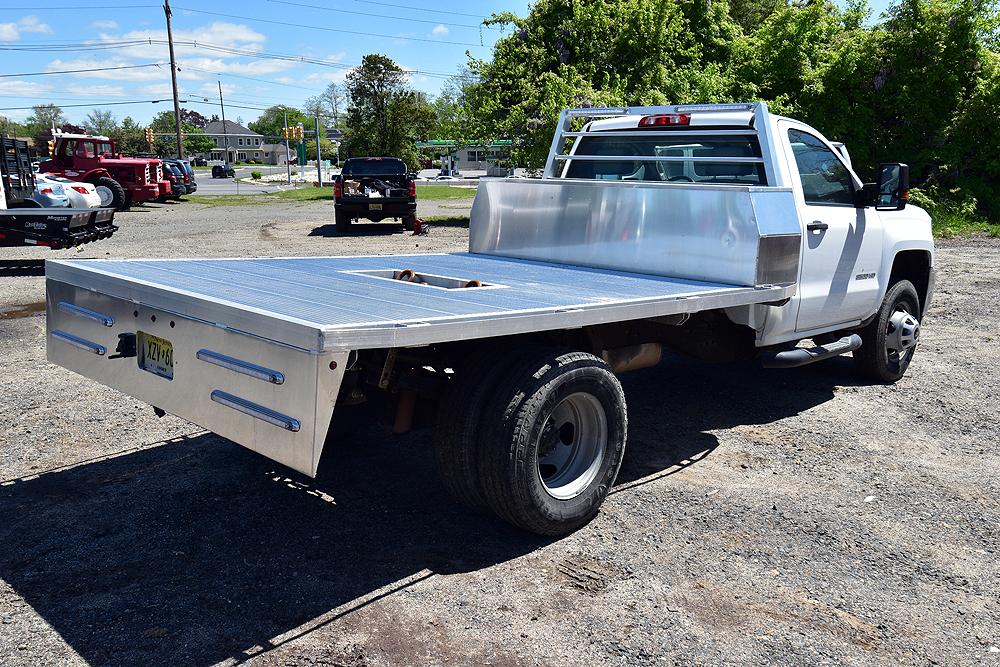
[
  {"left": 886, "top": 303, "right": 919, "bottom": 366},
  {"left": 95, "top": 186, "right": 114, "bottom": 207},
  {"left": 537, "top": 392, "right": 607, "bottom": 500}
]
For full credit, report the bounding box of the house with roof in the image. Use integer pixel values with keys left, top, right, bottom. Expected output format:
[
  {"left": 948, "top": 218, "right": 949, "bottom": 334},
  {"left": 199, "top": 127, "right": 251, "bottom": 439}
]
[{"left": 198, "top": 119, "right": 266, "bottom": 163}]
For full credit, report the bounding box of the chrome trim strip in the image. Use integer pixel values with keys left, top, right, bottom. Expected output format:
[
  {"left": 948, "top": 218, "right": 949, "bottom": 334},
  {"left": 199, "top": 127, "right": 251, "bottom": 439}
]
[
  {"left": 210, "top": 390, "right": 300, "bottom": 432},
  {"left": 554, "top": 154, "right": 765, "bottom": 163},
  {"left": 58, "top": 301, "right": 114, "bottom": 327},
  {"left": 560, "top": 129, "right": 757, "bottom": 137},
  {"left": 51, "top": 329, "right": 106, "bottom": 355},
  {"left": 197, "top": 349, "right": 285, "bottom": 385}
]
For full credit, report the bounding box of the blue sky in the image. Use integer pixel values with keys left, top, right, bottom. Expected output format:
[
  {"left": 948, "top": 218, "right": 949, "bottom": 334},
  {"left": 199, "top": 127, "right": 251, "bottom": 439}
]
[
  {"left": 0, "top": 1, "right": 531, "bottom": 125},
  {"left": 0, "top": 0, "right": 892, "bottom": 126}
]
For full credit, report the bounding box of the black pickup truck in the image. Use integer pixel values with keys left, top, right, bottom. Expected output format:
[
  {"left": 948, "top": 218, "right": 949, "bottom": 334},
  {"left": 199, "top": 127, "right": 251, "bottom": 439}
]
[{"left": 333, "top": 157, "right": 417, "bottom": 232}]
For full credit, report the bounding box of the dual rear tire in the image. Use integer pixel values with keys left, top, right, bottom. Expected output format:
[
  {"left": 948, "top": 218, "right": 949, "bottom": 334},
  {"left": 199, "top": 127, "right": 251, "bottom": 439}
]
[{"left": 434, "top": 348, "right": 627, "bottom": 536}]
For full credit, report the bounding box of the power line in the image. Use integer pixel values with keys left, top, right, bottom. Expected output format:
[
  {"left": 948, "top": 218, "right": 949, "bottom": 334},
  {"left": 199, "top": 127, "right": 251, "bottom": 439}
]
[
  {"left": 347, "top": 0, "right": 489, "bottom": 18},
  {"left": 0, "top": 62, "right": 165, "bottom": 77},
  {"left": 173, "top": 6, "right": 483, "bottom": 47},
  {"left": 0, "top": 4, "right": 157, "bottom": 8},
  {"left": 0, "top": 38, "right": 461, "bottom": 79},
  {"left": 0, "top": 98, "right": 184, "bottom": 111},
  {"left": 266, "top": 0, "right": 492, "bottom": 29}
]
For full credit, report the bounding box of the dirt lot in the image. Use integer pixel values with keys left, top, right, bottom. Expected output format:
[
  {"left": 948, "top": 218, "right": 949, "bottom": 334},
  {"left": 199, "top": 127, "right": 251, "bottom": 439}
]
[{"left": 1, "top": 200, "right": 998, "bottom": 666}]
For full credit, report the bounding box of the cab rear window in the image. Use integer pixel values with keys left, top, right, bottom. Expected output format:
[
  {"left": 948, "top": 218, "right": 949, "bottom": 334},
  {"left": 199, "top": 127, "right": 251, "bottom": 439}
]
[
  {"left": 343, "top": 159, "right": 405, "bottom": 176},
  {"left": 564, "top": 133, "right": 766, "bottom": 185}
]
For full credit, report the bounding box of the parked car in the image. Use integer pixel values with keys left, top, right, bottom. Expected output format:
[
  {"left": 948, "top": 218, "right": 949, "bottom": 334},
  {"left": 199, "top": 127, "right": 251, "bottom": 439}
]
[
  {"left": 161, "top": 158, "right": 196, "bottom": 196},
  {"left": 212, "top": 163, "right": 235, "bottom": 178},
  {"left": 432, "top": 175, "right": 460, "bottom": 181},
  {"left": 159, "top": 163, "right": 186, "bottom": 200},
  {"left": 31, "top": 179, "right": 71, "bottom": 208},
  {"left": 192, "top": 157, "right": 207, "bottom": 167},
  {"left": 36, "top": 173, "right": 102, "bottom": 209}
]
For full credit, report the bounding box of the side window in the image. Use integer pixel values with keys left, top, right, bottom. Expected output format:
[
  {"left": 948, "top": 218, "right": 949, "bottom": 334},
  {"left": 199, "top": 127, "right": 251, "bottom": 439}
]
[
  {"left": 60, "top": 140, "right": 75, "bottom": 157},
  {"left": 787, "top": 129, "right": 854, "bottom": 206}
]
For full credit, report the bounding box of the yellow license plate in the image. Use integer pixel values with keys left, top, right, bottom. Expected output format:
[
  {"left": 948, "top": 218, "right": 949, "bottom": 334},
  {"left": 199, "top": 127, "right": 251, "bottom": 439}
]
[
  {"left": 138, "top": 331, "right": 174, "bottom": 380},
  {"left": 369, "top": 203, "right": 382, "bottom": 211}
]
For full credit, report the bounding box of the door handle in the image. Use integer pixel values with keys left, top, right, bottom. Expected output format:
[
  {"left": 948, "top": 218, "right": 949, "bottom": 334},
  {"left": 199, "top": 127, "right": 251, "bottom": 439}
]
[{"left": 807, "top": 221, "right": 829, "bottom": 232}]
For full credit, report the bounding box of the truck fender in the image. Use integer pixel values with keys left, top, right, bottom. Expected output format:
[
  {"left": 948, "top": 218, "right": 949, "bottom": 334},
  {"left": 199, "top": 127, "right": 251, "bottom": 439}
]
[
  {"left": 77, "top": 168, "right": 113, "bottom": 183},
  {"left": 877, "top": 239, "right": 935, "bottom": 319}
]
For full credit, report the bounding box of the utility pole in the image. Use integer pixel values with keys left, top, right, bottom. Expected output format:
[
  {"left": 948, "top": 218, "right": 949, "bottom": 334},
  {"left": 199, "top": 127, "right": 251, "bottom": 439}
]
[
  {"left": 163, "top": 0, "right": 183, "bottom": 158},
  {"left": 283, "top": 107, "right": 291, "bottom": 185},
  {"left": 314, "top": 116, "right": 323, "bottom": 186},
  {"left": 218, "top": 81, "right": 230, "bottom": 165}
]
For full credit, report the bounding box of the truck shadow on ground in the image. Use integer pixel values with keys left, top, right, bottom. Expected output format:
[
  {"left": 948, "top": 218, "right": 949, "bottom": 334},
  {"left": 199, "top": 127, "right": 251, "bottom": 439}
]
[
  {"left": 0, "top": 351, "right": 861, "bottom": 666},
  {"left": 309, "top": 223, "right": 409, "bottom": 238}
]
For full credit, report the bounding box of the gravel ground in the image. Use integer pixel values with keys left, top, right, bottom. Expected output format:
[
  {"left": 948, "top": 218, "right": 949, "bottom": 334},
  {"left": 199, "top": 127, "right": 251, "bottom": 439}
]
[{"left": 0, "top": 201, "right": 998, "bottom": 667}]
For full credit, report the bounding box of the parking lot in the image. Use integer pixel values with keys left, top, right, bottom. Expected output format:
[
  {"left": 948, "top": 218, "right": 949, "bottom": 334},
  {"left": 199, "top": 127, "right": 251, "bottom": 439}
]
[{"left": 1, "top": 198, "right": 998, "bottom": 666}]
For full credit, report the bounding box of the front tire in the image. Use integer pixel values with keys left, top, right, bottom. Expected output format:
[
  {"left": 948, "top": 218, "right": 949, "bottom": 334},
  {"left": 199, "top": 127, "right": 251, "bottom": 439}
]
[
  {"left": 478, "top": 349, "right": 627, "bottom": 536},
  {"left": 854, "top": 279, "right": 921, "bottom": 383},
  {"left": 402, "top": 215, "right": 417, "bottom": 232},
  {"left": 94, "top": 177, "right": 127, "bottom": 210}
]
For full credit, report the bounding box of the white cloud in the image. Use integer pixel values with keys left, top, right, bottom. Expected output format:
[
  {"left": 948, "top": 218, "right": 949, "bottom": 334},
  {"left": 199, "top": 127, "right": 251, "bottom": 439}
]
[
  {"left": 139, "top": 83, "right": 175, "bottom": 97},
  {"left": 0, "top": 15, "right": 53, "bottom": 40},
  {"left": 90, "top": 20, "right": 118, "bottom": 30},
  {"left": 432, "top": 24, "right": 449, "bottom": 37},
  {"left": 46, "top": 59, "right": 174, "bottom": 81},
  {"left": 66, "top": 84, "right": 126, "bottom": 97},
  {"left": 0, "top": 79, "right": 53, "bottom": 96},
  {"left": 197, "top": 82, "right": 236, "bottom": 98}
]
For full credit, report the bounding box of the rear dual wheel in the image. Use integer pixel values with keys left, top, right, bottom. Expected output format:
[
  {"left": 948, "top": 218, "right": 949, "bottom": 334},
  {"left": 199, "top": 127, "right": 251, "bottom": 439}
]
[{"left": 434, "top": 348, "right": 627, "bottom": 536}]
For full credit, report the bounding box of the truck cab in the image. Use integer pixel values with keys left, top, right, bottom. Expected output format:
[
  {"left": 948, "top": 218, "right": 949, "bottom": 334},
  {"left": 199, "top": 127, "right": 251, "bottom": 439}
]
[
  {"left": 40, "top": 132, "right": 164, "bottom": 210},
  {"left": 554, "top": 103, "right": 933, "bottom": 360}
]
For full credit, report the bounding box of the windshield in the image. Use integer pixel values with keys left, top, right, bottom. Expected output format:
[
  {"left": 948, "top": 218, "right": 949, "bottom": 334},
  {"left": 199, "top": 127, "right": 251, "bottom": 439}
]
[
  {"left": 343, "top": 159, "right": 405, "bottom": 176},
  {"left": 565, "top": 132, "right": 766, "bottom": 185}
]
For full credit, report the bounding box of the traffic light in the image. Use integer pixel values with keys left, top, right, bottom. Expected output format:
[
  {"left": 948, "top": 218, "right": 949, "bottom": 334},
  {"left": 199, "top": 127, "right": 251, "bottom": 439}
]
[
  {"left": 295, "top": 125, "right": 304, "bottom": 140},
  {"left": 281, "top": 127, "right": 289, "bottom": 139},
  {"left": 47, "top": 139, "right": 55, "bottom": 155},
  {"left": 145, "top": 127, "right": 154, "bottom": 145}
]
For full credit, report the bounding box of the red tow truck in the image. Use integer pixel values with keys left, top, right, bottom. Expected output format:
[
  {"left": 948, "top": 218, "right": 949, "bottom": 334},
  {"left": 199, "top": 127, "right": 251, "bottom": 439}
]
[{"left": 39, "top": 130, "right": 167, "bottom": 210}]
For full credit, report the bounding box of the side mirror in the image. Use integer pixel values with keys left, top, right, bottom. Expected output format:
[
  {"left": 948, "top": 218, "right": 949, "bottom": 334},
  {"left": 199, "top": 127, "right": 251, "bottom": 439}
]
[
  {"left": 855, "top": 182, "right": 879, "bottom": 208},
  {"left": 876, "top": 163, "right": 909, "bottom": 211}
]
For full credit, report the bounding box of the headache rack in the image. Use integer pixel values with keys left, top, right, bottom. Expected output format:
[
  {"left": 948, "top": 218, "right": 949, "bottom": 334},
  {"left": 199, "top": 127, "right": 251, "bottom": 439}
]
[{"left": 542, "top": 102, "right": 781, "bottom": 185}]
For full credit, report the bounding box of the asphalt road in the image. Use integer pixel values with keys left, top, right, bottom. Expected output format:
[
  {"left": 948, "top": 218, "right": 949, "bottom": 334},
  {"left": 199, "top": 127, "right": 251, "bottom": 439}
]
[{"left": 0, "top": 202, "right": 997, "bottom": 666}]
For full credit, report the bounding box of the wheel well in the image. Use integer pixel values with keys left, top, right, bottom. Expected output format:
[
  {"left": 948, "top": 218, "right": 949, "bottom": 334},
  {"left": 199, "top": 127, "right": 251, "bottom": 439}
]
[{"left": 888, "top": 250, "right": 931, "bottom": 314}]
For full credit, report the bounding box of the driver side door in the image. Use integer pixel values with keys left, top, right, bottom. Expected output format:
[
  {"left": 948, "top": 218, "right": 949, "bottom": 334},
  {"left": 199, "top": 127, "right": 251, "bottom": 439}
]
[{"left": 779, "top": 123, "right": 883, "bottom": 333}]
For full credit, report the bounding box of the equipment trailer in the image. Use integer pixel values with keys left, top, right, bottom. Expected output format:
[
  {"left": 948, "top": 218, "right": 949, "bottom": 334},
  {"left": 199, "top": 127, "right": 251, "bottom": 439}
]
[{"left": 44, "top": 104, "right": 934, "bottom": 535}]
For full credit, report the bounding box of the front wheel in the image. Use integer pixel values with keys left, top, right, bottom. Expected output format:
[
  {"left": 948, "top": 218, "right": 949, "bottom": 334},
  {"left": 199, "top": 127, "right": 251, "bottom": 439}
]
[
  {"left": 402, "top": 215, "right": 417, "bottom": 232},
  {"left": 478, "top": 349, "right": 627, "bottom": 536},
  {"left": 94, "top": 177, "right": 127, "bottom": 210},
  {"left": 853, "top": 279, "right": 921, "bottom": 383}
]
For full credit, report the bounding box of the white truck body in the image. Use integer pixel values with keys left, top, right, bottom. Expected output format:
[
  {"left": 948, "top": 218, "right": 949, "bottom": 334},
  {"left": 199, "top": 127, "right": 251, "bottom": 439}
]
[{"left": 43, "top": 103, "right": 934, "bottom": 534}]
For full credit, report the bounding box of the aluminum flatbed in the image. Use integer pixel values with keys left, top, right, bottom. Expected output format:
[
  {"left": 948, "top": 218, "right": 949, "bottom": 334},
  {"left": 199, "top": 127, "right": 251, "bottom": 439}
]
[{"left": 46, "top": 253, "right": 794, "bottom": 353}]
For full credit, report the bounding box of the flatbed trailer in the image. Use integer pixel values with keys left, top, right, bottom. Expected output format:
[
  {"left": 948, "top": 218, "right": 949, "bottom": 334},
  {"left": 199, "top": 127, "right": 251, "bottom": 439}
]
[{"left": 45, "top": 103, "right": 933, "bottom": 535}]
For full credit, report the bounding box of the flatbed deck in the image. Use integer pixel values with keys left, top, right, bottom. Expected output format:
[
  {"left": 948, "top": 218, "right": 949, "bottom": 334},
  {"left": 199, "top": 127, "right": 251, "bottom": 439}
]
[{"left": 47, "top": 253, "right": 794, "bottom": 352}]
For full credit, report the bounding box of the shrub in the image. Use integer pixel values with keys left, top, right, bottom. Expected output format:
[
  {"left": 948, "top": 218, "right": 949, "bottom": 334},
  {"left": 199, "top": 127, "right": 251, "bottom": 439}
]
[{"left": 251, "top": 170, "right": 262, "bottom": 180}]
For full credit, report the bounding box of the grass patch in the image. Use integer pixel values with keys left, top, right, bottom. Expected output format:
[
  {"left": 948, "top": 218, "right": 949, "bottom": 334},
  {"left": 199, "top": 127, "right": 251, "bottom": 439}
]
[
  {"left": 187, "top": 184, "right": 476, "bottom": 207},
  {"left": 417, "top": 185, "right": 477, "bottom": 200},
  {"left": 931, "top": 211, "right": 1000, "bottom": 238}
]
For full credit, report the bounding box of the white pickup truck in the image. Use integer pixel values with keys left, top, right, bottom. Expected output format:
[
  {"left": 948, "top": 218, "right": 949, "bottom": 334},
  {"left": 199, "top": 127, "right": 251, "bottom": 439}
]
[{"left": 44, "top": 103, "right": 933, "bottom": 535}]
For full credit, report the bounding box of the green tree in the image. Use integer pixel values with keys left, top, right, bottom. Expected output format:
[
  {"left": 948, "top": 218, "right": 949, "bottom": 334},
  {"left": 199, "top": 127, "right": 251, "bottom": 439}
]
[
  {"left": 113, "top": 116, "right": 147, "bottom": 155},
  {"left": 149, "top": 109, "right": 215, "bottom": 156},
  {"left": 248, "top": 105, "right": 308, "bottom": 140},
  {"left": 305, "top": 82, "right": 349, "bottom": 128},
  {"left": 465, "top": 0, "right": 751, "bottom": 168},
  {"left": 84, "top": 108, "right": 119, "bottom": 137},
  {"left": 342, "top": 54, "right": 437, "bottom": 169},
  {"left": 0, "top": 115, "right": 26, "bottom": 138},
  {"left": 305, "top": 137, "right": 337, "bottom": 161},
  {"left": 25, "top": 104, "right": 66, "bottom": 154}
]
